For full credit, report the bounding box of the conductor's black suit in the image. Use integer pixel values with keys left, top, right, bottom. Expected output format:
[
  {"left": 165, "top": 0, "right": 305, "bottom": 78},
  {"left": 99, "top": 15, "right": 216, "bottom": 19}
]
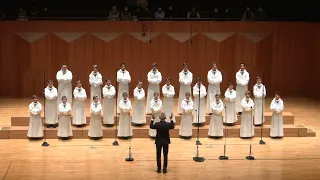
[{"left": 150, "top": 119, "right": 175, "bottom": 172}]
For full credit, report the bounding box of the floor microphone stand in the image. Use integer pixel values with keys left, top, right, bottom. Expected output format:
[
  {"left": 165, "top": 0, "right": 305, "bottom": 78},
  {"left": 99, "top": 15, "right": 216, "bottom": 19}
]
[
  {"left": 219, "top": 106, "right": 228, "bottom": 160},
  {"left": 125, "top": 113, "right": 134, "bottom": 161},
  {"left": 259, "top": 86, "right": 266, "bottom": 145},
  {"left": 42, "top": 70, "right": 49, "bottom": 147},
  {"left": 246, "top": 107, "right": 255, "bottom": 160},
  {"left": 113, "top": 69, "right": 119, "bottom": 146},
  {"left": 195, "top": 85, "right": 201, "bottom": 145}
]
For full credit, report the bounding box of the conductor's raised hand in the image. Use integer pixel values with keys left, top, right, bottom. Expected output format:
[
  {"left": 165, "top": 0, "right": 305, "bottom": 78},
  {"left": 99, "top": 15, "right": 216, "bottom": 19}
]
[{"left": 169, "top": 113, "right": 173, "bottom": 120}]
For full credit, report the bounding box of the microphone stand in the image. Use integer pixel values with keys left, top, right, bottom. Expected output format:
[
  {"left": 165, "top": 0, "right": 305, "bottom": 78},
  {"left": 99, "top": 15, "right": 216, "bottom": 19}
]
[
  {"left": 259, "top": 69, "right": 266, "bottom": 145},
  {"left": 113, "top": 69, "right": 119, "bottom": 146},
  {"left": 42, "top": 70, "right": 49, "bottom": 147},
  {"left": 193, "top": 81, "right": 205, "bottom": 162},
  {"left": 246, "top": 107, "right": 255, "bottom": 160},
  {"left": 195, "top": 82, "right": 202, "bottom": 145},
  {"left": 219, "top": 106, "right": 228, "bottom": 160},
  {"left": 125, "top": 113, "right": 134, "bottom": 161}
]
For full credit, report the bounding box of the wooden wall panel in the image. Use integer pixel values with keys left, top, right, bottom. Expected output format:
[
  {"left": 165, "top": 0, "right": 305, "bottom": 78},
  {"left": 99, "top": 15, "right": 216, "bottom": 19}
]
[{"left": 0, "top": 21, "right": 318, "bottom": 99}]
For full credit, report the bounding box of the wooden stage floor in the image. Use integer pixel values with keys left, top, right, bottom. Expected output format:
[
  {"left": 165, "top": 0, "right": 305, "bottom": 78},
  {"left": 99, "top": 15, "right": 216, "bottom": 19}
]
[{"left": 0, "top": 97, "right": 320, "bottom": 179}]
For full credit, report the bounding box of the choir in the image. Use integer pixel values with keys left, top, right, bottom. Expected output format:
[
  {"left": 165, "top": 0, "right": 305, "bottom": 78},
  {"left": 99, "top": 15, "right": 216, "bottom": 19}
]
[{"left": 27, "top": 62, "right": 285, "bottom": 140}]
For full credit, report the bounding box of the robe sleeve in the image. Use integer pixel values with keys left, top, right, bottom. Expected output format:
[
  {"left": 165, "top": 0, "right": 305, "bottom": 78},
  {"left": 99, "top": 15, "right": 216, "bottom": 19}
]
[
  {"left": 200, "top": 86, "right": 207, "bottom": 98},
  {"left": 185, "top": 73, "right": 193, "bottom": 85},
  {"left": 207, "top": 71, "right": 214, "bottom": 84},
  {"left": 162, "top": 86, "right": 168, "bottom": 96},
  {"left": 243, "top": 73, "right": 250, "bottom": 86},
  {"left": 73, "top": 89, "right": 78, "bottom": 100},
  {"left": 212, "top": 102, "right": 224, "bottom": 114},
  {"left": 214, "top": 72, "right": 222, "bottom": 84},
  {"left": 91, "top": 104, "right": 102, "bottom": 115},
  {"left": 167, "top": 87, "right": 175, "bottom": 97},
  {"left": 78, "top": 90, "right": 87, "bottom": 101},
  {"left": 178, "top": 72, "right": 184, "bottom": 84},
  {"left": 122, "top": 72, "right": 131, "bottom": 83},
  {"left": 56, "top": 71, "right": 63, "bottom": 83},
  {"left": 230, "top": 91, "right": 236, "bottom": 102},
  {"left": 96, "top": 74, "right": 103, "bottom": 86}
]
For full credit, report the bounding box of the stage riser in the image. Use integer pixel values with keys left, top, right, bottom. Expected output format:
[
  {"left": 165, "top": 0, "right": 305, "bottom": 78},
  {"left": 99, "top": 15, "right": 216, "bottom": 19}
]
[
  {"left": 11, "top": 112, "right": 294, "bottom": 126},
  {"left": 3, "top": 126, "right": 311, "bottom": 139}
]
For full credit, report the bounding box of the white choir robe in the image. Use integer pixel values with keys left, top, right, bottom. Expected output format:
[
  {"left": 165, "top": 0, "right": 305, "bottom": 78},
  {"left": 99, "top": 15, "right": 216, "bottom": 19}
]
[
  {"left": 253, "top": 84, "right": 266, "bottom": 125},
  {"left": 44, "top": 86, "right": 58, "bottom": 125},
  {"left": 270, "top": 98, "right": 284, "bottom": 137},
  {"left": 56, "top": 70, "right": 73, "bottom": 105},
  {"left": 162, "top": 84, "right": 175, "bottom": 122},
  {"left": 146, "top": 70, "right": 162, "bottom": 113},
  {"left": 88, "top": 102, "right": 103, "bottom": 137},
  {"left": 102, "top": 85, "right": 116, "bottom": 125},
  {"left": 73, "top": 87, "right": 87, "bottom": 125},
  {"left": 27, "top": 102, "right": 43, "bottom": 138},
  {"left": 178, "top": 71, "right": 193, "bottom": 113},
  {"left": 132, "top": 87, "right": 146, "bottom": 124},
  {"left": 89, "top": 71, "right": 103, "bottom": 104},
  {"left": 149, "top": 99, "right": 163, "bottom": 137},
  {"left": 235, "top": 70, "right": 250, "bottom": 112},
  {"left": 240, "top": 98, "right": 255, "bottom": 138},
  {"left": 117, "top": 70, "right": 131, "bottom": 111},
  {"left": 224, "top": 89, "right": 237, "bottom": 123},
  {"left": 118, "top": 99, "right": 133, "bottom": 137},
  {"left": 206, "top": 69, "right": 222, "bottom": 113},
  {"left": 58, "top": 103, "right": 73, "bottom": 137},
  {"left": 180, "top": 99, "right": 193, "bottom": 137},
  {"left": 208, "top": 100, "right": 224, "bottom": 137},
  {"left": 193, "top": 84, "right": 207, "bottom": 123}
]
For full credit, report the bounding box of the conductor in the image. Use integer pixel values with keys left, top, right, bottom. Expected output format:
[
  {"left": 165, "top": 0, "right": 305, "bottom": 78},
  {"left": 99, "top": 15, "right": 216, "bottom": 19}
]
[{"left": 150, "top": 112, "right": 175, "bottom": 174}]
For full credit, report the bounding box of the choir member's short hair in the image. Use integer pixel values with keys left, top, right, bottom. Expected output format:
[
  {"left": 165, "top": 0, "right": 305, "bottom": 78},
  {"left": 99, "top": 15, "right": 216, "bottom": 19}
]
[
  {"left": 153, "top": 92, "right": 159, "bottom": 96},
  {"left": 76, "top": 80, "right": 81, "bottom": 84},
  {"left": 105, "top": 77, "right": 110, "bottom": 82},
  {"left": 240, "top": 62, "right": 246, "bottom": 66},
  {"left": 215, "top": 94, "right": 220, "bottom": 97},
  {"left": 183, "top": 63, "right": 188, "bottom": 67},
  {"left": 47, "top": 80, "right": 53, "bottom": 83},
  {"left": 228, "top": 82, "right": 233, "bottom": 86},
  {"left": 212, "top": 62, "right": 217, "bottom": 66},
  {"left": 275, "top": 91, "right": 281, "bottom": 96},
  {"left": 245, "top": 90, "right": 251, "bottom": 95},
  {"left": 166, "top": 77, "right": 171, "bottom": 81},
  {"left": 197, "top": 77, "right": 202, "bottom": 82},
  {"left": 93, "top": 65, "right": 98, "bottom": 69},
  {"left": 137, "top": 81, "right": 142, "bottom": 84},
  {"left": 61, "top": 63, "right": 67, "bottom": 67},
  {"left": 256, "top": 76, "right": 261, "bottom": 80},
  {"left": 62, "top": 96, "right": 67, "bottom": 100},
  {"left": 152, "top": 62, "right": 157, "bottom": 67},
  {"left": 120, "top": 63, "right": 126, "bottom": 67},
  {"left": 122, "top": 92, "right": 128, "bottom": 96},
  {"left": 33, "top": 95, "right": 37, "bottom": 99},
  {"left": 93, "top": 95, "right": 98, "bottom": 100},
  {"left": 185, "top": 92, "right": 191, "bottom": 96}
]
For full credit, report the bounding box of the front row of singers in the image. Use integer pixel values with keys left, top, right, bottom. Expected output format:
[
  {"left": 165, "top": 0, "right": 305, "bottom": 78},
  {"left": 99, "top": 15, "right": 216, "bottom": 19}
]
[{"left": 27, "top": 88, "right": 284, "bottom": 140}]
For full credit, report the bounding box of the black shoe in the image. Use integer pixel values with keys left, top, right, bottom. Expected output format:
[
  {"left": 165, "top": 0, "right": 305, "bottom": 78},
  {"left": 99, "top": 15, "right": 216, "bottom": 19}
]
[
  {"left": 163, "top": 169, "right": 167, "bottom": 174},
  {"left": 157, "top": 169, "right": 161, "bottom": 173}
]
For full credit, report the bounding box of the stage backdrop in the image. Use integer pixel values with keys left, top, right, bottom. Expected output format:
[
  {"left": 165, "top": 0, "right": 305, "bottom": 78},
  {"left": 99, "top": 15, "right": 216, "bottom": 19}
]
[{"left": 0, "top": 21, "right": 318, "bottom": 99}]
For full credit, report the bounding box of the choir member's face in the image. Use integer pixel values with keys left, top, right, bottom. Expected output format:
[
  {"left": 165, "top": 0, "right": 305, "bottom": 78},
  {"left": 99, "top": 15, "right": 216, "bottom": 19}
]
[
  {"left": 275, "top": 94, "right": 280, "bottom": 100},
  {"left": 33, "top": 97, "right": 38, "bottom": 103},
  {"left": 93, "top": 97, "right": 98, "bottom": 103},
  {"left": 152, "top": 65, "right": 157, "bottom": 71},
  {"left": 61, "top": 65, "right": 67, "bottom": 72},
  {"left": 197, "top": 81, "right": 201, "bottom": 86},
  {"left": 62, "top": 97, "right": 67, "bottom": 103},
  {"left": 154, "top": 93, "right": 159, "bottom": 100},
  {"left": 257, "top": 79, "right": 262, "bottom": 84},
  {"left": 166, "top": 80, "right": 171, "bottom": 86},
  {"left": 123, "top": 94, "right": 128, "bottom": 100},
  {"left": 183, "top": 66, "right": 188, "bottom": 72},
  {"left": 121, "top": 64, "right": 126, "bottom": 71},
  {"left": 77, "top": 83, "right": 82, "bottom": 88},
  {"left": 228, "top": 85, "right": 233, "bottom": 90},
  {"left": 215, "top": 95, "right": 220, "bottom": 101},
  {"left": 137, "top": 82, "right": 142, "bottom": 89},
  {"left": 212, "top": 64, "right": 217, "bottom": 71},
  {"left": 240, "top": 64, "right": 245, "bottom": 71},
  {"left": 93, "top": 67, "right": 98, "bottom": 73},
  {"left": 48, "top": 82, "right": 53, "bottom": 88},
  {"left": 185, "top": 93, "right": 190, "bottom": 100},
  {"left": 106, "top": 80, "right": 111, "bottom": 86},
  {"left": 245, "top": 93, "right": 250, "bottom": 99}
]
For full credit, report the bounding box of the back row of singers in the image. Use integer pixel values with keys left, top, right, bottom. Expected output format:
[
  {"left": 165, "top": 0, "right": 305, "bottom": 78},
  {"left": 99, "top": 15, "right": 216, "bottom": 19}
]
[
  {"left": 56, "top": 62, "right": 256, "bottom": 115},
  {"left": 28, "top": 89, "right": 284, "bottom": 140}
]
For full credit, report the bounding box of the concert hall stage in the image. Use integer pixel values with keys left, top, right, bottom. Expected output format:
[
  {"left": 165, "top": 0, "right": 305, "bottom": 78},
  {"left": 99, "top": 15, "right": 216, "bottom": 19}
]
[{"left": 0, "top": 97, "right": 319, "bottom": 179}]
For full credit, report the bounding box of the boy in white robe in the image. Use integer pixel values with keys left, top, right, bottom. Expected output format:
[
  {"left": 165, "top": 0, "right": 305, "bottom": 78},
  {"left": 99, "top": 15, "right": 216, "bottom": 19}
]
[
  {"left": 133, "top": 81, "right": 146, "bottom": 126},
  {"left": 118, "top": 92, "right": 133, "bottom": 139},
  {"left": 56, "top": 64, "right": 73, "bottom": 105},
  {"left": 224, "top": 83, "right": 237, "bottom": 126},
  {"left": 117, "top": 63, "right": 131, "bottom": 111},
  {"left": 149, "top": 92, "right": 163, "bottom": 137},
  {"left": 270, "top": 92, "right": 284, "bottom": 138},
  {"left": 208, "top": 94, "right": 224, "bottom": 138},
  {"left": 88, "top": 96, "right": 103, "bottom": 139},
  {"left": 89, "top": 65, "right": 103, "bottom": 104},
  {"left": 180, "top": 92, "right": 193, "bottom": 140},
  {"left": 44, "top": 80, "right": 58, "bottom": 128},
  {"left": 235, "top": 62, "right": 250, "bottom": 115},
  {"left": 240, "top": 91, "right": 255, "bottom": 138},
  {"left": 207, "top": 63, "right": 222, "bottom": 113},
  {"left": 146, "top": 63, "right": 162, "bottom": 114},
  {"left": 162, "top": 77, "right": 175, "bottom": 122},
  {"left": 27, "top": 95, "right": 43, "bottom": 140},
  {"left": 178, "top": 63, "right": 193, "bottom": 113},
  {"left": 58, "top": 96, "right": 73, "bottom": 140},
  {"left": 102, "top": 78, "right": 116, "bottom": 127},
  {"left": 253, "top": 77, "right": 266, "bottom": 126},
  {"left": 73, "top": 81, "right": 87, "bottom": 127},
  {"left": 193, "top": 77, "right": 207, "bottom": 125}
]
